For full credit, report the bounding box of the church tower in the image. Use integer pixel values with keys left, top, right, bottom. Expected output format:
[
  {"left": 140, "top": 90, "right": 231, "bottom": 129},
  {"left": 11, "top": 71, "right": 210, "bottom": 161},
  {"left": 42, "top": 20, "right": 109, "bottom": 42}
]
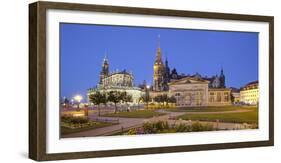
[
  {"left": 219, "top": 68, "right": 225, "bottom": 88},
  {"left": 163, "top": 56, "right": 170, "bottom": 90},
  {"left": 153, "top": 36, "right": 165, "bottom": 91},
  {"left": 99, "top": 55, "right": 109, "bottom": 85}
]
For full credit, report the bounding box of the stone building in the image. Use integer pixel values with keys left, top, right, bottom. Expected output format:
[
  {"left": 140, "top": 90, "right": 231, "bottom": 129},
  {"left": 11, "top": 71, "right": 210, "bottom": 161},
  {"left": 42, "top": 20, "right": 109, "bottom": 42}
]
[
  {"left": 101, "top": 70, "right": 133, "bottom": 88},
  {"left": 88, "top": 56, "right": 143, "bottom": 105},
  {"left": 208, "top": 88, "right": 231, "bottom": 106},
  {"left": 168, "top": 76, "right": 231, "bottom": 107},
  {"left": 168, "top": 77, "right": 209, "bottom": 107},
  {"left": 240, "top": 81, "right": 259, "bottom": 105}
]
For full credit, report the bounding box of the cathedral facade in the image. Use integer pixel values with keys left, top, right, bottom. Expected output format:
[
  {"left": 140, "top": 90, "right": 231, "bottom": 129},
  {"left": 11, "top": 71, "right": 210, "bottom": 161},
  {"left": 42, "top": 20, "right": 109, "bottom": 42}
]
[
  {"left": 88, "top": 56, "right": 143, "bottom": 105},
  {"left": 98, "top": 55, "right": 134, "bottom": 88}
]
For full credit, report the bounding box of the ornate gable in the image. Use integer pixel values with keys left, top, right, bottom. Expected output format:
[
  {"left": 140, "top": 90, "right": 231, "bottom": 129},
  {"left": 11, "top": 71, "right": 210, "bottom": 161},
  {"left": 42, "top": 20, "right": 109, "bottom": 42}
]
[{"left": 169, "top": 77, "right": 209, "bottom": 85}]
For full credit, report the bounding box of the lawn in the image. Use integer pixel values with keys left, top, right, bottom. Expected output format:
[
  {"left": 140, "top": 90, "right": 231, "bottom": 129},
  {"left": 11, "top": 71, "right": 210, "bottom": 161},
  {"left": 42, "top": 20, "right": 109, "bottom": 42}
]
[
  {"left": 177, "top": 107, "right": 258, "bottom": 124},
  {"left": 102, "top": 109, "right": 166, "bottom": 118},
  {"left": 61, "top": 121, "right": 115, "bottom": 135},
  {"left": 166, "top": 105, "right": 257, "bottom": 112}
]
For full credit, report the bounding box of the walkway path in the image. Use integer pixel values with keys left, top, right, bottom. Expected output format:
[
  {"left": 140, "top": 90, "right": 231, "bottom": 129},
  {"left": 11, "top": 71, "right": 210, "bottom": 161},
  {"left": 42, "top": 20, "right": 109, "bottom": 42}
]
[{"left": 62, "top": 109, "right": 253, "bottom": 138}]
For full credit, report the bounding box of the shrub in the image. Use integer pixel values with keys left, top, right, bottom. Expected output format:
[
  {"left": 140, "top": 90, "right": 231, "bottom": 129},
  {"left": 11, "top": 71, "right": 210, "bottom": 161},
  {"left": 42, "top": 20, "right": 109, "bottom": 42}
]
[
  {"left": 61, "top": 115, "right": 88, "bottom": 124},
  {"left": 141, "top": 120, "right": 215, "bottom": 134},
  {"left": 191, "top": 122, "right": 214, "bottom": 131},
  {"left": 175, "top": 123, "right": 192, "bottom": 132},
  {"left": 143, "top": 122, "right": 157, "bottom": 134},
  {"left": 154, "top": 121, "right": 169, "bottom": 131},
  {"left": 70, "top": 117, "right": 89, "bottom": 124},
  {"left": 127, "top": 129, "right": 137, "bottom": 135}
]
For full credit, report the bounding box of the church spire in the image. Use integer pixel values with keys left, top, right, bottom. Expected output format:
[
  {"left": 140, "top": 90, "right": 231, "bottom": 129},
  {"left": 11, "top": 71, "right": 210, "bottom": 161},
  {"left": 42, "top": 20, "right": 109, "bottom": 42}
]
[
  {"left": 103, "top": 51, "right": 108, "bottom": 63},
  {"left": 153, "top": 35, "right": 165, "bottom": 91},
  {"left": 99, "top": 54, "right": 109, "bottom": 85},
  {"left": 102, "top": 53, "right": 109, "bottom": 75},
  {"left": 220, "top": 67, "right": 224, "bottom": 76},
  {"left": 155, "top": 35, "right": 162, "bottom": 63},
  {"left": 219, "top": 67, "right": 225, "bottom": 88},
  {"left": 165, "top": 54, "right": 168, "bottom": 66},
  {"left": 157, "top": 34, "right": 161, "bottom": 49}
]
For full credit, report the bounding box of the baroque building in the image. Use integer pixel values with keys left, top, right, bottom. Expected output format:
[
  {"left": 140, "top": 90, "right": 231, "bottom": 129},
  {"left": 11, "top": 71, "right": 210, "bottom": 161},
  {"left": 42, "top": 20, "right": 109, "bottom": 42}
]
[{"left": 88, "top": 56, "right": 143, "bottom": 105}]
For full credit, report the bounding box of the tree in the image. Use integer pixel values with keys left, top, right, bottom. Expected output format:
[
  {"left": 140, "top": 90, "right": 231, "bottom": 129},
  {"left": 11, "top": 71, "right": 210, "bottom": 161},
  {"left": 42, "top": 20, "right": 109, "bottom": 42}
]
[
  {"left": 62, "top": 97, "right": 70, "bottom": 108},
  {"left": 141, "top": 92, "right": 151, "bottom": 109},
  {"left": 153, "top": 94, "right": 171, "bottom": 108},
  {"left": 108, "top": 91, "right": 122, "bottom": 113},
  {"left": 162, "top": 94, "right": 169, "bottom": 106},
  {"left": 154, "top": 95, "right": 162, "bottom": 108},
  {"left": 101, "top": 92, "right": 107, "bottom": 107},
  {"left": 124, "top": 94, "right": 133, "bottom": 104},
  {"left": 137, "top": 96, "right": 142, "bottom": 109},
  {"left": 89, "top": 91, "right": 107, "bottom": 116},
  {"left": 119, "top": 92, "right": 132, "bottom": 111},
  {"left": 230, "top": 93, "right": 235, "bottom": 103},
  {"left": 168, "top": 96, "right": 177, "bottom": 104},
  {"left": 123, "top": 93, "right": 132, "bottom": 105},
  {"left": 63, "top": 98, "right": 69, "bottom": 105}
]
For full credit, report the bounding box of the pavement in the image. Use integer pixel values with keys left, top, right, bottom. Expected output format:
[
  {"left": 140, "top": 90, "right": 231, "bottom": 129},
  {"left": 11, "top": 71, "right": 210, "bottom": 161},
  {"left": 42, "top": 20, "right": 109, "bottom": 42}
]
[{"left": 62, "top": 109, "right": 254, "bottom": 138}]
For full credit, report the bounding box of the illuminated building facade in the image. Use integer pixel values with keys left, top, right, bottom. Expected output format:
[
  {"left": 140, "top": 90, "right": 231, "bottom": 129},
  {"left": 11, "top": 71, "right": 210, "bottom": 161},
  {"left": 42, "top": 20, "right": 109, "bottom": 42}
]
[
  {"left": 168, "top": 77, "right": 209, "bottom": 107},
  {"left": 208, "top": 88, "right": 231, "bottom": 106},
  {"left": 168, "top": 77, "right": 231, "bottom": 107},
  {"left": 88, "top": 56, "right": 143, "bottom": 105},
  {"left": 240, "top": 81, "right": 259, "bottom": 105}
]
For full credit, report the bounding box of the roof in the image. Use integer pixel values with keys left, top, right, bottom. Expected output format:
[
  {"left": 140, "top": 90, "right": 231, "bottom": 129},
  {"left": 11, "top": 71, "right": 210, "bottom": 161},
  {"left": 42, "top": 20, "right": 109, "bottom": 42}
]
[
  {"left": 241, "top": 80, "right": 258, "bottom": 90},
  {"left": 245, "top": 80, "right": 258, "bottom": 86},
  {"left": 229, "top": 87, "right": 240, "bottom": 92},
  {"left": 169, "top": 76, "right": 210, "bottom": 85},
  {"left": 108, "top": 69, "right": 132, "bottom": 76},
  {"left": 209, "top": 88, "right": 231, "bottom": 91}
]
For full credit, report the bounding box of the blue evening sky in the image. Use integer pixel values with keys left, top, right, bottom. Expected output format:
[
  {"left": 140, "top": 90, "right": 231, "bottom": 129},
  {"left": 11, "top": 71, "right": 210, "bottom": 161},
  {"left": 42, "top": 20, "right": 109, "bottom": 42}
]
[{"left": 60, "top": 23, "right": 258, "bottom": 102}]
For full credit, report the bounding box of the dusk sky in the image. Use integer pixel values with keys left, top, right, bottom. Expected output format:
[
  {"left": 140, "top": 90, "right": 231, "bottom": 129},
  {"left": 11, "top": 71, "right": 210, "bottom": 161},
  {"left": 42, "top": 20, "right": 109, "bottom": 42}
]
[{"left": 60, "top": 23, "right": 258, "bottom": 102}]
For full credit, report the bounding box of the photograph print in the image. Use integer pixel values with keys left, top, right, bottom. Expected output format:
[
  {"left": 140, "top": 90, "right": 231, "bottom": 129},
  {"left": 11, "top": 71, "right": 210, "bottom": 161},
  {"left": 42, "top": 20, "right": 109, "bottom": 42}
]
[{"left": 60, "top": 23, "right": 259, "bottom": 138}]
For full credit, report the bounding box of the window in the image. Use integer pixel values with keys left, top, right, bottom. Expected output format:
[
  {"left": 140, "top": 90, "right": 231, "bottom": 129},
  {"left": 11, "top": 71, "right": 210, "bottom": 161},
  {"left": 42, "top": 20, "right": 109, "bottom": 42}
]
[{"left": 217, "top": 92, "right": 221, "bottom": 102}]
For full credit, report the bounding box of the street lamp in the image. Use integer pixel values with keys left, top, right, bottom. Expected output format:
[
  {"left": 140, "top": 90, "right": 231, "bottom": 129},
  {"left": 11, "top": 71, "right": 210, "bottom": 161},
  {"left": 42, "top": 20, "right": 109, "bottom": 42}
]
[
  {"left": 74, "top": 95, "right": 83, "bottom": 110},
  {"left": 146, "top": 85, "right": 150, "bottom": 89},
  {"left": 145, "top": 85, "right": 150, "bottom": 109}
]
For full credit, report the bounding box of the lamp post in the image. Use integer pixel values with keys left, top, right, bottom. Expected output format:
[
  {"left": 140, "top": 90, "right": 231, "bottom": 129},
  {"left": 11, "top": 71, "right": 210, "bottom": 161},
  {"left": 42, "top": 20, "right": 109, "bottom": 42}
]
[
  {"left": 145, "top": 85, "right": 150, "bottom": 109},
  {"left": 70, "top": 99, "right": 74, "bottom": 109},
  {"left": 74, "top": 95, "right": 83, "bottom": 110}
]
